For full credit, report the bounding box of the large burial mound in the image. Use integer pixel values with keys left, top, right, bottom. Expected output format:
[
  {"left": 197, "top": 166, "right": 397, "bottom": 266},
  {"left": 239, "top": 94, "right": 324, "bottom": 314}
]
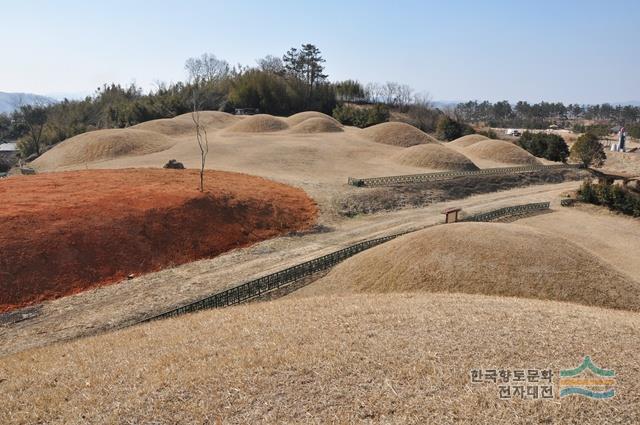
[
  {"left": 134, "top": 112, "right": 240, "bottom": 136},
  {"left": 393, "top": 144, "right": 478, "bottom": 171},
  {"left": 173, "top": 111, "right": 239, "bottom": 129},
  {"left": 131, "top": 118, "right": 196, "bottom": 136},
  {"left": 448, "top": 134, "right": 489, "bottom": 148},
  {"left": 463, "top": 139, "right": 540, "bottom": 165},
  {"left": 4, "top": 293, "right": 639, "bottom": 423},
  {"left": 225, "top": 114, "right": 289, "bottom": 133},
  {"left": 362, "top": 122, "right": 439, "bottom": 147},
  {"left": 32, "top": 129, "right": 174, "bottom": 170},
  {"left": 289, "top": 117, "right": 343, "bottom": 134},
  {"left": 0, "top": 169, "right": 317, "bottom": 312},
  {"left": 286, "top": 111, "right": 341, "bottom": 126},
  {"left": 301, "top": 222, "right": 640, "bottom": 311}
]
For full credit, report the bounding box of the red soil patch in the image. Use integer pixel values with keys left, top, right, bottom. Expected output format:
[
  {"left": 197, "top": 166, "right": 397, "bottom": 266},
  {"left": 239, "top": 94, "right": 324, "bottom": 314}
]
[{"left": 0, "top": 169, "right": 317, "bottom": 312}]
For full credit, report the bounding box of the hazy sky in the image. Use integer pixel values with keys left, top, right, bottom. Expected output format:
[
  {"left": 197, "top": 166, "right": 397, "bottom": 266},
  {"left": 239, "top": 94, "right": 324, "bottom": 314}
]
[{"left": 1, "top": 0, "right": 638, "bottom": 103}]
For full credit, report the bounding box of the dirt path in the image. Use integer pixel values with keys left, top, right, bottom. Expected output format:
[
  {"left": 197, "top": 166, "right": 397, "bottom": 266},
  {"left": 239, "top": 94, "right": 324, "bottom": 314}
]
[{"left": 0, "top": 181, "right": 584, "bottom": 356}]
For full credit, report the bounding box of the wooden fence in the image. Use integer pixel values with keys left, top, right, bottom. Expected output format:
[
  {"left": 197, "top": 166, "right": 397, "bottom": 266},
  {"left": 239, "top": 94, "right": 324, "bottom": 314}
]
[
  {"left": 460, "top": 202, "right": 550, "bottom": 222},
  {"left": 347, "top": 164, "right": 581, "bottom": 187}
]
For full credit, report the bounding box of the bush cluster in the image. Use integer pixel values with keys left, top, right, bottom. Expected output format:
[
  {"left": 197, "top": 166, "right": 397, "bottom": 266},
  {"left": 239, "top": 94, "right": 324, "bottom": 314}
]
[
  {"left": 332, "top": 104, "right": 389, "bottom": 128},
  {"left": 517, "top": 131, "right": 569, "bottom": 162},
  {"left": 435, "top": 116, "right": 475, "bottom": 141},
  {"left": 578, "top": 180, "right": 640, "bottom": 217},
  {"left": 570, "top": 133, "right": 606, "bottom": 167}
]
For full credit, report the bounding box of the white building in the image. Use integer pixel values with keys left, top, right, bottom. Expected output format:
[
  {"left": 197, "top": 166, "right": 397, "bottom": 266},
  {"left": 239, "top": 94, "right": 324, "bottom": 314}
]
[{"left": 0, "top": 142, "right": 18, "bottom": 161}]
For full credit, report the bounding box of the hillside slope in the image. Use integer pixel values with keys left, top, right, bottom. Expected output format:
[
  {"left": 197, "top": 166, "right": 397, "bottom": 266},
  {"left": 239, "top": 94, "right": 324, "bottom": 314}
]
[{"left": 1, "top": 293, "right": 638, "bottom": 424}]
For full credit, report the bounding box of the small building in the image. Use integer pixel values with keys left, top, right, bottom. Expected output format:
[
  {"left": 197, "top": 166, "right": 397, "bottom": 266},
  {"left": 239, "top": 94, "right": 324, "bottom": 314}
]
[
  {"left": 234, "top": 108, "right": 259, "bottom": 116},
  {"left": 0, "top": 142, "right": 18, "bottom": 162}
]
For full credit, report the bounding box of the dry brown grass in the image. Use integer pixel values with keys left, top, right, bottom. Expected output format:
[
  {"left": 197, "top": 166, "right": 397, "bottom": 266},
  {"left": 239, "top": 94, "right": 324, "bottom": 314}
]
[
  {"left": 130, "top": 117, "right": 196, "bottom": 136},
  {"left": 448, "top": 134, "right": 490, "bottom": 148},
  {"left": 362, "top": 122, "right": 439, "bottom": 147},
  {"left": 462, "top": 139, "right": 540, "bottom": 166},
  {"left": 225, "top": 114, "right": 289, "bottom": 133},
  {"left": 298, "top": 222, "right": 640, "bottom": 311},
  {"left": 32, "top": 129, "right": 175, "bottom": 169},
  {"left": 393, "top": 143, "right": 478, "bottom": 171},
  {"left": 174, "top": 111, "right": 239, "bottom": 129},
  {"left": 601, "top": 151, "right": 640, "bottom": 177},
  {"left": 1, "top": 293, "right": 639, "bottom": 424},
  {"left": 286, "top": 111, "right": 340, "bottom": 126},
  {"left": 289, "top": 117, "right": 343, "bottom": 134}
]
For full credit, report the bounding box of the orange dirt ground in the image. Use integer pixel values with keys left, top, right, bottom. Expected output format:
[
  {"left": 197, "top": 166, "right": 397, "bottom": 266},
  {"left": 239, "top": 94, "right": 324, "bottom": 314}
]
[{"left": 0, "top": 169, "right": 317, "bottom": 312}]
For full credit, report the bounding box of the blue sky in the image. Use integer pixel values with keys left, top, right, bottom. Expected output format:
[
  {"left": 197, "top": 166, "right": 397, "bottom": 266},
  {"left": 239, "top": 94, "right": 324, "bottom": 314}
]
[{"left": 1, "top": 0, "right": 638, "bottom": 103}]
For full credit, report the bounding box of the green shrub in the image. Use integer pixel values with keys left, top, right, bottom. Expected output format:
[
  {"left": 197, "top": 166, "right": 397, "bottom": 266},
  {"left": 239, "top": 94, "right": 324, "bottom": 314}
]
[
  {"left": 435, "top": 116, "right": 475, "bottom": 141},
  {"left": 570, "top": 133, "right": 606, "bottom": 167},
  {"left": 577, "top": 180, "right": 640, "bottom": 217},
  {"left": 517, "top": 131, "right": 569, "bottom": 162},
  {"left": 332, "top": 104, "right": 389, "bottom": 128}
]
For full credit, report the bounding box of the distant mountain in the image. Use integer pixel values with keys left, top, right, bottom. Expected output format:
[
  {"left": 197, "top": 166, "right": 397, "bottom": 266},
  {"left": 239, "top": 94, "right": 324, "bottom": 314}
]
[
  {"left": 431, "top": 100, "right": 461, "bottom": 109},
  {"left": 0, "top": 92, "right": 57, "bottom": 114}
]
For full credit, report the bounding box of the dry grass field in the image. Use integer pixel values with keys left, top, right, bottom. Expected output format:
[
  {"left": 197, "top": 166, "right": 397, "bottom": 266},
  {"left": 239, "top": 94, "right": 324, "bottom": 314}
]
[{"left": 2, "top": 293, "right": 639, "bottom": 424}]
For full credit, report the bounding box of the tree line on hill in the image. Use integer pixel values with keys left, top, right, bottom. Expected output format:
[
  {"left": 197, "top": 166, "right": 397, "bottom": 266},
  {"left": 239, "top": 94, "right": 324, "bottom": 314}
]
[{"left": 454, "top": 100, "right": 640, "bottom": 134}]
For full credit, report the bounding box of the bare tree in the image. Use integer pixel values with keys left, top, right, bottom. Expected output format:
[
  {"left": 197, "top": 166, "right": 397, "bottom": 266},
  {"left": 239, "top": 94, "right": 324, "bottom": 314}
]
[
  {"left": 365, "top": 82, "right": 382, "bottom": 103},
  {"left": 382, "top": 82, "right": 399, "bottom": 105},
  {"left": 185, "top": 59, "right": 211, "bottom": 192},
  {"left": 407, "top": 92, "right": 438, "bottom": 132},
  {"left": 185, "top": 53, "right": 230, "bottom": 83},
  {"left": 192, "top": 103, "right": 209, "bottom": 192},
  {"left": 256, "top": 55, "right": 285, "bottom": 74},
  {"left": 396, "top": 84, "right": 414, "bottom": 110}
]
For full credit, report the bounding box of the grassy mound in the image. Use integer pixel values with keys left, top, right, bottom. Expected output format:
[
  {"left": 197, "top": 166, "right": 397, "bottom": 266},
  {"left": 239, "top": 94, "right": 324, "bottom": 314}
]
[
  {"left": 32, "top": 129, "right": 174, "bottom": 170},
  {"left": 289, "top": 117, "right": 343, "bottom": 134},
  {"left": 463, "top": 139, "right": 540, "bottom": 165},
  {"left": 393, "top": 144, "right": 478, "bottom": 171},
  {"left": 448, "top": 134, "right": 489, "bottom": 148},
  {"left": 225, "top": 114, "right": 289, "bottom": 133},
  {"left": 361, "top": 122, "right": 439, "bottom": 147},
  {"left": 173, "top": 111, "right": 239, "bottom": 129},
  {"left": 2, "top": 293, "right": 638, "bottom": 423},
  {"left": 286, "top": 111, "right": 341, "bottom": 126},
  {"left": 301, "top": 222, "right": 639, "bottom": 311},
  {"left": 0, "top": 169, "right": 317, "bottom": 312},
  {"left": 131, "top": 118, "right": 195, "bottom": 136}
]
